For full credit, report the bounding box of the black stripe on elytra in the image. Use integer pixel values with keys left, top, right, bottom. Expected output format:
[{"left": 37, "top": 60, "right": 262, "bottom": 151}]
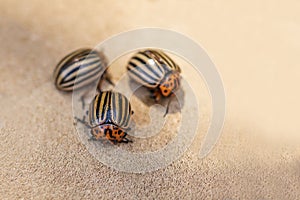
[
  {"left": 128, "top": 62, "right": 158, "bottom": 85},
  {"left": 60, "top": 59, "right": 101, "bottom": 84},
  {"left": 95, "top": 93, "right": 103, "bottom": 122},
  {"left": 55, "top": 50, "right": 96, "bottom": 83},
  {"left": 117, "top": 93, "right": 123, "bottom": 125},
  {"left": 132, "top": 56, "right": 161, "bottom": 79},
  {"left": 140, "top": 50, "right": 152, "bottom": 59},
  {"left": 130, "top": 63, "right": 156, "bottom": 85},
  {"left": 60, "top": 67, "right": 102, "bottom": 89},
  {"left": 101, "top": 92, "right": 109, "bottom": 121},
  {"left": 151, "top": 51, "right": 172, "bottom": 72},
  {"left": 60, "top": 62, "right": 103, "bottom": 85},
  {"left": 59, "top": 53, "right": 98, "bottom": 76},
  {"left": 157, "top": 51, "right": 175, "bottom": 70},
  {"left": 141, "top": 51, "right": 164, "bottom": 73},
  {"left": 74, "top": 51, "right": 98, "bottom": 61},
  {"left": 121, "top": 95, "right": 129, "bottom": 127},
  {"left": 111, "top": 92, "right": 117, "bottom": 123},
  {"left": 130, "top": 60, "right": 159, "bottom": 81},
  {"left": 63, "top": 65, "right": 102, "bottom": 88},
  {"left": 106, "top": 92, "right": 112, "bottom": 123},
  {"left": 54, "top": 54, "right": 76, "bottom": 84},
  {"left": 128, "top": 69, "right": 157, "bottom": 86}
]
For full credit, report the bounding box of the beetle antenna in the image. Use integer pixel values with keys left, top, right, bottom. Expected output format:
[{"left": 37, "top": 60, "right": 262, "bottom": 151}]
[
  {"left": 122, "top": 138, "right": 133, "bottom": 143},
  {"left": 74, "top": 116, "right": 90, "bottom": 128},
  {"left": 163, "top": 98, "right": 173, "bottom": 117}
]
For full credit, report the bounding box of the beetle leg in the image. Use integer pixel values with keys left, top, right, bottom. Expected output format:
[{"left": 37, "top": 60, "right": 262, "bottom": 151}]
[
  {"left": 122, "top": 133, "right": 132, "bottom": 143},
  {"left": 88, "top": 133, "right": 97, "bottom": 141},
  {"left": 80, "top": 94, "right": 86, "bottom": 109},
  {"left": 74, "top": 116, "right": 90, "bottom": 128},
  {"left": 163, "top": 95, "right": 174, "bottom": 117},
  {"left": 149, "top": 89, "right": 155, "bottom": 99},
  {"left": 122, "top": 138, "right": 129, "bottom": 143},
  {"left": 150, "top": 89, "right": 161, "bottom": 102},
  {"left": 107, "top": 138, "right": 117, "bottom": 145},
  {"left": 154, "top": 92, "right": 161, "bottom": 102},
  {"left": 79, "top": 88, "right": 93, "bottom": 109},
  {"left": 122, "top": 138, "right": 133, "bottom": 143}
]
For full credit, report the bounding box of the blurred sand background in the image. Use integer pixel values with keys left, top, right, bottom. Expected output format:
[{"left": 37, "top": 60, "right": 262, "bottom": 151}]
[{"left": 0, "top": 0, "right": 300, "bottom": 199}]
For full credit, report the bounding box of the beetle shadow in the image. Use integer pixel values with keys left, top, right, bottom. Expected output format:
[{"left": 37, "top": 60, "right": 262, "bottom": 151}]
[{"left": 128, "top": 79, "right": 185, "bottom": 115}]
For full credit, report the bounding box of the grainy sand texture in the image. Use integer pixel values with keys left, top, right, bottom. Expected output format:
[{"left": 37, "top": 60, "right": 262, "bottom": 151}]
[{"left": 0, "top": 1, "right": 300, "bottom": 199}]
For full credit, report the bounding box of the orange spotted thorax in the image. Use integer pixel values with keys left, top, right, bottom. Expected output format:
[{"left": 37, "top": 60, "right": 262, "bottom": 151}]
[
  {"left": 159, "top": 71, "right": 181, "bottom": 97},
  {"left": 92, "top": 124, "right": 126, "bottom": 143}
]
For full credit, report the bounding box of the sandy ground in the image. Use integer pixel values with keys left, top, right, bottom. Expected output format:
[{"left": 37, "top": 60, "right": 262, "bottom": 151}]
[{"left": 0, "top": 0, "right": 300, "bottom": 199}]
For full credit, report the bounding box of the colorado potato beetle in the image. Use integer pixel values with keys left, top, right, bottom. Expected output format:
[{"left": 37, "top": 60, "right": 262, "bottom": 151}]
[
  {"left": 76, "top": 91, "right": 133, "bottom": 144},
  {"left": 54, "top": 48, "right": 112, "bottom": 92},
  {"left": 127, "top": 49, "right": 181, "bottom": 115}
]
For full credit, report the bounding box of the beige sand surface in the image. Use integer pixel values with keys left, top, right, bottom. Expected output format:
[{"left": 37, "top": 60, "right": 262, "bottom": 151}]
[{"left": 0, "top": 0, "right": 300, "bottom": 199}]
